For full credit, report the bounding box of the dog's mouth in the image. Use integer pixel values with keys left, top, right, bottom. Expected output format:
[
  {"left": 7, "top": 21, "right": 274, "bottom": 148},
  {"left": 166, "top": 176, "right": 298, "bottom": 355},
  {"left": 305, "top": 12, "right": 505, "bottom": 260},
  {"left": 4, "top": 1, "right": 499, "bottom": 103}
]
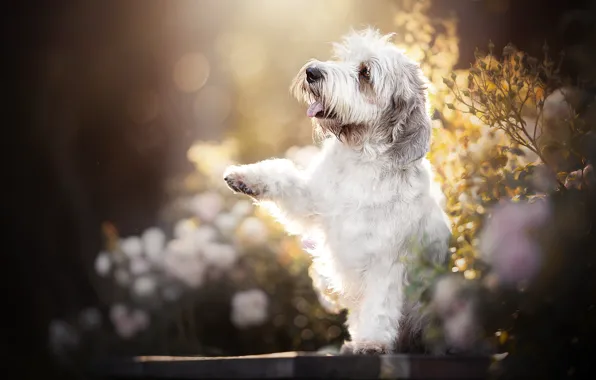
[
  {"left": 306, "top": 100, "right": 336, "bottom": 119},
  {"left": 307, "top": 101, "right": 324, "bottom": 118}
]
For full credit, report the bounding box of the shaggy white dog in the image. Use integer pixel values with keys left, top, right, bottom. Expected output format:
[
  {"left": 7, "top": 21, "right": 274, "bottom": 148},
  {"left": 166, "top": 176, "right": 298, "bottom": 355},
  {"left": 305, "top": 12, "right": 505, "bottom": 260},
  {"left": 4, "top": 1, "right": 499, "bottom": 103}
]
[{"left": 223, "top": 28, "right": 451, "bottom": 354}]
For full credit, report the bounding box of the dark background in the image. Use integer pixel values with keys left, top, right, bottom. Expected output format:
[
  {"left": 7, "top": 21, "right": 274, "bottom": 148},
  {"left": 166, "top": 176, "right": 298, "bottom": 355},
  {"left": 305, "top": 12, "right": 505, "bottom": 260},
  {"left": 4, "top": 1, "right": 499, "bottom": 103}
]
[{"left": 4, "top": 0, "right": 595, "bottom": 378}]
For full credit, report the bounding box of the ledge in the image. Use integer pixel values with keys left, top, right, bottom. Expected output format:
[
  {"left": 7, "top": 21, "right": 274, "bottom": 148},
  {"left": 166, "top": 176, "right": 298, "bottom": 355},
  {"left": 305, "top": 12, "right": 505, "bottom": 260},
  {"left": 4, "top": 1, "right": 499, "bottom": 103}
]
[{"left": 93, "top": 351, "right": 491, "bottom": 379}]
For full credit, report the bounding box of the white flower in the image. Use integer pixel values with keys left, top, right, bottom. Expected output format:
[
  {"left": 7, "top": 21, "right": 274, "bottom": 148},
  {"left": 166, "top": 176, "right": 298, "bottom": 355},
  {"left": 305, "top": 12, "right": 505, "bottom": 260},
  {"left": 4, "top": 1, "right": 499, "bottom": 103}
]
[
  {"left": 48, "top": 320, "right": 79, "bottom": 354},
  {"left": 163, "top": 243, "right": 206, "bottom": 288},
  {"left": 230, "top": 289, "right": 269, "bottom": 328},
  {"left": 230, "top": 200, "right": 253, "bottom": 217},
  {"left": 192, "top": 225, "right": 218, "bottom": 247},
  {"left": 94, "top": 251, "right": 112, "bottom": 276},
  {"left": 189, "top": 192, "right": 223, "bottom": 222},
  {"left": 130, "top": 256, "right": 151, "bottom": 275},
  {"left": 166, "top": 237, "right": 197, "bottom": 257},
  {"left": 79, "top": 307, "right": 102, "bottom": 330},
  {"left": 142, "top": 227, "right": 165, "bottom": 261},
  {"left": 214, "top": 212, "right": 239, "bottom": 236},
  {"left": 174, "top": 218, "right": 197, "bottom": 240},
  {"left": 120, "top": 236, "right": 143, "bottom": 258},
  {"left": 237, "top": 217, "right": 268, "bottom": 245},
  {"left": 132, "top": 276, "right": 157, "bottom": 297},
  {"left": 202, "top": 243, "right": 237, "bottom": 270}
]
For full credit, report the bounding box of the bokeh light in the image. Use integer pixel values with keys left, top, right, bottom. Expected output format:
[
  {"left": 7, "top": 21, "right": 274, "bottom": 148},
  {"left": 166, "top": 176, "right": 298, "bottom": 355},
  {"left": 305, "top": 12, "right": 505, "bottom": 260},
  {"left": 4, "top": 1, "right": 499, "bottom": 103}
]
[{"left": 173, "top": 52, "right": 210, "bottom": 93}]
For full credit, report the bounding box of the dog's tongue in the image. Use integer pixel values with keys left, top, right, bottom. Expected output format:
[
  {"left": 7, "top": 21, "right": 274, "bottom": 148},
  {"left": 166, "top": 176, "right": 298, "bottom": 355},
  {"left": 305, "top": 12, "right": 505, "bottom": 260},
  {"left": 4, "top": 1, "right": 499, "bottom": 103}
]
[{"left": 307, "top": 102, "right": 324, "bottom": 118}]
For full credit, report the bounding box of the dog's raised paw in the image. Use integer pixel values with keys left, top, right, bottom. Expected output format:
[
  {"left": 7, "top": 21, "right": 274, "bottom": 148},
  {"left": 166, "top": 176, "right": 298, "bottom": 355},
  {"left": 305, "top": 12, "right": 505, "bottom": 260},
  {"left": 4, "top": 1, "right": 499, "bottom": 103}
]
[{"left": 223, "top": 167, "right": 263, "bottom": 197}]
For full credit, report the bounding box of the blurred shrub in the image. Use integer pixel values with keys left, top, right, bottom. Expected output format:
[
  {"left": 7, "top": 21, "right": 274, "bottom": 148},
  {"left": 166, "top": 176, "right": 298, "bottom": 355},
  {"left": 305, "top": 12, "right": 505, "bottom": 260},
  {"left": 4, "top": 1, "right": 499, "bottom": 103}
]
[{"left": 420, "top": 36, "right": 596, "bottom": 379}]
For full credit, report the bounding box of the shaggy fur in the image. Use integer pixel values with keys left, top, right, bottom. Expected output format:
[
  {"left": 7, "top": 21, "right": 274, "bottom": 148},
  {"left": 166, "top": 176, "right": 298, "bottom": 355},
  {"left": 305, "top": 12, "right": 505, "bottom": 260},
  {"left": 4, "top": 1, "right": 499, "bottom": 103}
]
[{"left": 223, "top": 28, "right": 451, "bottom": 354}]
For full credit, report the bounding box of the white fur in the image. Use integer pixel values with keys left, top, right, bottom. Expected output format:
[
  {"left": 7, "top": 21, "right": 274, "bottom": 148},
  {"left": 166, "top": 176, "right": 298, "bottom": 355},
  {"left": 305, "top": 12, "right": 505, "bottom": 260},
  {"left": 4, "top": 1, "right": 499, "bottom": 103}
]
[{"left": 224, "top": 29, "right": 451, "bottom": 354}]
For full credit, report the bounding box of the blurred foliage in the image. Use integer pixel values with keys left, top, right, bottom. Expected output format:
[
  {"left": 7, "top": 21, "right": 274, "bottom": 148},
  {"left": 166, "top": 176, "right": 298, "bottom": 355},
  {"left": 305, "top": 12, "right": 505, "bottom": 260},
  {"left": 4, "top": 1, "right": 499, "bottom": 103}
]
[{"left": 423, "top": 20, "right": 596, "bottom": 380}]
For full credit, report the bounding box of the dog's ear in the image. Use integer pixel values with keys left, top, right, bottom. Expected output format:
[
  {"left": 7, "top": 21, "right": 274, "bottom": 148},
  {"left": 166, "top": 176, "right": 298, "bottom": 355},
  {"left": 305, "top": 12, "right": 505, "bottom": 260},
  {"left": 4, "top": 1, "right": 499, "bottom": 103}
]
[{"left": 386, "top": 63, "right": 431, "bottom": 164}]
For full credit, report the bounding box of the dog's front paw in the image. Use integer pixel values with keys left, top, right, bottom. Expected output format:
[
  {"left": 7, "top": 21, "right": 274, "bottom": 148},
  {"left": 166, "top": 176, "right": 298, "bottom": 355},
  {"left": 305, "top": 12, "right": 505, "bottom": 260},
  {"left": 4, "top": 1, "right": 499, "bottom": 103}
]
[
  {"left": 340, "top": 341, "right": 391, "bottom": 356},
  {"left": 223, "top": 166, "right": 265, "bottom": 197}
]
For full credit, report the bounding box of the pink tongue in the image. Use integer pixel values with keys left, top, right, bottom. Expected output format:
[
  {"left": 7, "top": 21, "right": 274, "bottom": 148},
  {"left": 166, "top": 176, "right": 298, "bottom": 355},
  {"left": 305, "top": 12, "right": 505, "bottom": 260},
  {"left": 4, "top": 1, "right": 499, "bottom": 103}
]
[{"left": 307, "top": 102, "right": 324, "bottom": 118}]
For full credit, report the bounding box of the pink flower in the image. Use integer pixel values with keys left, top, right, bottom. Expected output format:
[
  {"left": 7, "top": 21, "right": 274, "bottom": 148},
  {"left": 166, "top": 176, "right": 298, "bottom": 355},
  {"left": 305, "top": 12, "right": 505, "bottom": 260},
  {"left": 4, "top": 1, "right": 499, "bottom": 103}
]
[
  {"left": 480, "top": 200, "right": 550, "bottom": 286},
  {"left": 109, "top": 304, "right": 150, "bottom": 339},
  {"left": 431, "top": 276, "right": 481, "bottom": 351},
  {"left": 565, "top": 164, "right": 595, "bottom": 190},
  {"left": 130, "top": 257, "right": 151, "bottom": 275}
]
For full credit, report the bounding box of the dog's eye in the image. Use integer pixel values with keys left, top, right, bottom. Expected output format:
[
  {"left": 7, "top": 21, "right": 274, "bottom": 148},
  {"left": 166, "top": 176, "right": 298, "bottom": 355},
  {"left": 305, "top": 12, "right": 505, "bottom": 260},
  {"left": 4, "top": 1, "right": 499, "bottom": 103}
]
[{"left": 359, "top": 65, "right": 371, "bottom": 81}]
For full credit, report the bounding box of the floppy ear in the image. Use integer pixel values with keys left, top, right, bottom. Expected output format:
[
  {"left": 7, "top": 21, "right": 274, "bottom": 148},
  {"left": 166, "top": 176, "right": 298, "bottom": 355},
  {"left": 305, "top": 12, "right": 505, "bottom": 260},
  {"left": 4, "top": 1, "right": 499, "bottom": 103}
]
[{"left": 386, "top": 63, "right": 431, "bottom": 164}]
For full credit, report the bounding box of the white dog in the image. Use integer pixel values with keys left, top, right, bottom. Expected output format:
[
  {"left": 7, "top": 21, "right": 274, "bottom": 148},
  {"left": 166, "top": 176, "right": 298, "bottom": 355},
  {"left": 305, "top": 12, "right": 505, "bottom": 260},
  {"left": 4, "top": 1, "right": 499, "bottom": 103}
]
[{"left": 223, "top": 28, "right": 451, "bottom": 354}]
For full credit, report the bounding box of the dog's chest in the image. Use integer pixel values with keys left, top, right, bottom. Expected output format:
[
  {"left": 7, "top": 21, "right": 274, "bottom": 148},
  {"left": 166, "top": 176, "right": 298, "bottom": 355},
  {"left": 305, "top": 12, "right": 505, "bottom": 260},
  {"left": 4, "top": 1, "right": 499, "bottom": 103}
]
[
  {"left": 308, "top": 144, "right": 396, "bottom": 207},
  {"left": 306, "top": 144, "right": 409, "bottom": 253}
]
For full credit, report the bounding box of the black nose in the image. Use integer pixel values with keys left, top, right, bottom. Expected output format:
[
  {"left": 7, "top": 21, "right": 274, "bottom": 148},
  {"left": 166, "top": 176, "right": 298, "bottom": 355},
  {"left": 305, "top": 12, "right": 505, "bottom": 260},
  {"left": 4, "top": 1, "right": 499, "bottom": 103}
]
[{"left": 306, "top": 66, "right": 323, "bottom": 83}]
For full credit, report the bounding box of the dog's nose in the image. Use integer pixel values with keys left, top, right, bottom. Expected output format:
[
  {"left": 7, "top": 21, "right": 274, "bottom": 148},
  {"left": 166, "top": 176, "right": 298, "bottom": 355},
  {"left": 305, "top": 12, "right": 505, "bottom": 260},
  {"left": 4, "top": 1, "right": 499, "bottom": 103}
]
[{"left": 306, "top": 66, "right": 323, "bottom": 83}]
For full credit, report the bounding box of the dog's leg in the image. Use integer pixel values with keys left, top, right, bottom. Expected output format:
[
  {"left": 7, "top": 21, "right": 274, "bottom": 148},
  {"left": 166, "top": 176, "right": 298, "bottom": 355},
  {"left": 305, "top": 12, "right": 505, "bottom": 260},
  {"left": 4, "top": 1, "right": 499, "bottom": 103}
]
[
  {"left": 223, "top": 159, "right": 314, "bottom": 220},
  {"left": 342, "top": 263, "right": 406, "bottom": 355}
]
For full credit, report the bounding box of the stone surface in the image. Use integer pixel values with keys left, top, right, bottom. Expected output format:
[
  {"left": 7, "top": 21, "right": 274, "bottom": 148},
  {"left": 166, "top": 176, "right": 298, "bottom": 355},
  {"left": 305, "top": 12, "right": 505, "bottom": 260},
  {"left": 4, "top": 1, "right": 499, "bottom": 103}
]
[{"left": 94, "top": 352, "right": 490, "bottom": 379}]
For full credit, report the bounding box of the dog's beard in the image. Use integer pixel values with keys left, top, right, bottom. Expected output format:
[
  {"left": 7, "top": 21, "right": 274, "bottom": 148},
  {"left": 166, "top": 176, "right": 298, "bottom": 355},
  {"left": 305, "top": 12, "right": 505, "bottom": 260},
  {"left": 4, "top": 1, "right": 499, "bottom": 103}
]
[
  {"left": 304, "top": 93, "right": 344, "bottom": 140},
  {"left": 307, "top": 97, "right": 367, "bottom": 146},
  {"left": 293, "top": 77, "right": 368, "bottom": 146},
  {"left": 313, "top": 116, "right": 367, "bottom": 146}
]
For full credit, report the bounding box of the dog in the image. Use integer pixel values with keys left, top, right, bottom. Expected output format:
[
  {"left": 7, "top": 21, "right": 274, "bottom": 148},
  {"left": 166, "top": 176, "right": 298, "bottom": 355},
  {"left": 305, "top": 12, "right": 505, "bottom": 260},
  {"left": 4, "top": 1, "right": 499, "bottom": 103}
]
[{"left": 223, "top": 28, "right": 451, "bottom": 355}]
